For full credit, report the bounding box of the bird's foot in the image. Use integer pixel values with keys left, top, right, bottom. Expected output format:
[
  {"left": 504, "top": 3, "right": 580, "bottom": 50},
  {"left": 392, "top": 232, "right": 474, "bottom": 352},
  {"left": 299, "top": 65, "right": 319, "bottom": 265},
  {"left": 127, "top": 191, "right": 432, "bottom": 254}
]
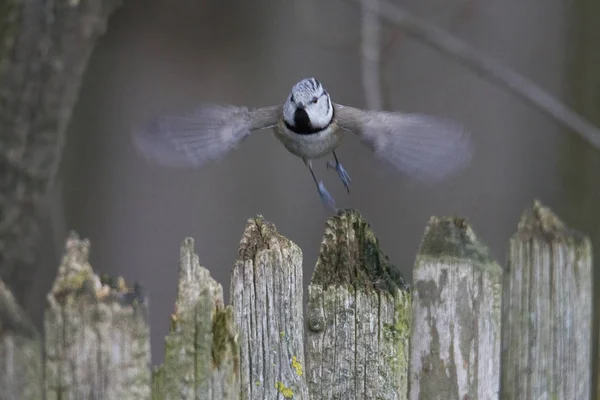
[
  {"left": 317, "top": 181, "right": 337, "bottom": 211},
  {"left": 327, "top": 161, "right": 352, "bottom": 192}
]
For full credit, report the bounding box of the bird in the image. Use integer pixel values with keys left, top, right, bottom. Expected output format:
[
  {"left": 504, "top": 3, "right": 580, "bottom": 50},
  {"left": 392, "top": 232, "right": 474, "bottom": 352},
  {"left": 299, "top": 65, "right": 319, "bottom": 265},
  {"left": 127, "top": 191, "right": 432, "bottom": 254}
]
[{"left": 132, "top": 78, "right": 473, "bottom": 211}]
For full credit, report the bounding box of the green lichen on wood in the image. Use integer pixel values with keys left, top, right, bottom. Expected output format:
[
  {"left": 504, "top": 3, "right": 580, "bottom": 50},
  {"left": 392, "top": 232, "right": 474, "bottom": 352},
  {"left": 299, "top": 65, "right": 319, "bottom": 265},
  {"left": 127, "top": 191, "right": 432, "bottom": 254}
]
[
  {"left": 156, "top": 310, "right": 192, "bottom": 396},
  {"left": 392, "top": 289, "right": 411, "bottom": 395},
  {"left": 152, "top": 237, "right": 239, "bottom": 399},
  {"left": 211, "top": 305, "right": 238, "bottom": 372},
  {"left": 291, "top": 356, "right": 302, "bottom": 376},
  {"left": 158, "top": 290, "right": 214, "bottom": 395},
  {"left": 311, "top": 209, "right": 409, "bottom": 295},
  {"left": 307, "top": 209, "right": 411, "bottom": 399},
  {"left": 151, "top": 365, "right": 166, "bottom": 400},
  {"left": 50, "top": 232, "right": 148, "bottom": 308},
  {"left": 275, "top": 381, "right": 294, "bottom": 398},
  {"left": 379, "top": 289, "right": 411, "bottom": 397}
]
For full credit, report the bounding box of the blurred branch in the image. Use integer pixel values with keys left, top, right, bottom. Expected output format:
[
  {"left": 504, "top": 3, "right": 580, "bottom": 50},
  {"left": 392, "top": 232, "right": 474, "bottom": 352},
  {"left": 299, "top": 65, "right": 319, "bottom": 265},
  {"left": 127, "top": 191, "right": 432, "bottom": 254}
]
[
  {"left": 360, "top": 0, "right": 383, "bottom": 110},
  {"left": 0, "top": 0, "right": 123, "bottom": 308},
  {"left": 378, "top": 1, "right": 477, "bottom": 110},
  {"left": 351, "top": 0, "right": 600, "bottom": 150}
]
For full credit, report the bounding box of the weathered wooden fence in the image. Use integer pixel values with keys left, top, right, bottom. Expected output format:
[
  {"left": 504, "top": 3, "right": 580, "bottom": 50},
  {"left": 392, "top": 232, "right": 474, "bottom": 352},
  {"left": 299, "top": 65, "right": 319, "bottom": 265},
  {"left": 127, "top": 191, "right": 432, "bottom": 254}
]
[{"left": 0, "top": 200, "right": 593, "bottom": 399}]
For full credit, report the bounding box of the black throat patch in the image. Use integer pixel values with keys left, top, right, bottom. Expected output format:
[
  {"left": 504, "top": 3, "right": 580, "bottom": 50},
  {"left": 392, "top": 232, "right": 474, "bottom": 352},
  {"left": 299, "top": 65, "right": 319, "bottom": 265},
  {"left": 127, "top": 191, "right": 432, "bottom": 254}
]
[{"left": 285, "top": 107, "right": 333, "bottom": 135}]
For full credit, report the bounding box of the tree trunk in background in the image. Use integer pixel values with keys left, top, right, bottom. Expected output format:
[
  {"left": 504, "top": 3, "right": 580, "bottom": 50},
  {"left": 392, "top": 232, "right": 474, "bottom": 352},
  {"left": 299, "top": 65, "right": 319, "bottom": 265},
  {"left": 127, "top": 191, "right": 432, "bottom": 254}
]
[
  {"left": 0, "top": 1, "right": 123, "bottom": 312},
  {"left": 564, "top": 0, "right": 600, "bottom": 395}
]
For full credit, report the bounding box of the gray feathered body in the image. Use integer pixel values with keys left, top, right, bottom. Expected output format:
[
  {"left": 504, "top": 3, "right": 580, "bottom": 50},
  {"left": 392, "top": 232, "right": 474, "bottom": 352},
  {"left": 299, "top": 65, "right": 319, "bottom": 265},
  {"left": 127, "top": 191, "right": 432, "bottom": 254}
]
[{"left": 273, "top": 118, "right": 343, "bottom": 159}]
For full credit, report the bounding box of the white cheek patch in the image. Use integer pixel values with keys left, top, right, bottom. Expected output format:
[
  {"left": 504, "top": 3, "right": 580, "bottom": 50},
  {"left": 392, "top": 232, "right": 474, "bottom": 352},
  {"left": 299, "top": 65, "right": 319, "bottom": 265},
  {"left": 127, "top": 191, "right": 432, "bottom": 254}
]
[{"left": 307, "top": 97, "right": 333, "bottom": 129}]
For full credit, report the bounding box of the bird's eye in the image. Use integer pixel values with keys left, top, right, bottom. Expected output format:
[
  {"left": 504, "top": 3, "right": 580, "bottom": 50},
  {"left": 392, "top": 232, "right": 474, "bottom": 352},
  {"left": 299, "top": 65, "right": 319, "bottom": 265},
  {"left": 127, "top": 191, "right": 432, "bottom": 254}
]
[{"left": 311, "top": 96, "right": 318, "bottom": 104}]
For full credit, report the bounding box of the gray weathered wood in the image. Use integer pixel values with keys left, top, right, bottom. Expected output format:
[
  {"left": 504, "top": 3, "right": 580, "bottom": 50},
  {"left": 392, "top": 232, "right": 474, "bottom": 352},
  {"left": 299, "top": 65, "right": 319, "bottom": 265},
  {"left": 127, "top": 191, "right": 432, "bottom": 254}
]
[
  {"left": 152, "top": 237, "right": 239, "bottom": 400},
  {"left": 8, "top": 204, "right": 595, "bottom": 399},
  {"left": 0, "top": 279, "right": 43, "bottom": 400},
  {"left": 305, "top": 209, "right": 411, "bottom": 400},
  {"left": 409, "top": 216, "right": 502, "bottom": 400},
  {"left": 44, "top": 232, "right": 151, "bottom": 400},
  {"left": 501, "top": 200, "right": 592, "bottom": 399},
  {"left": 231, "top": 216, "right": 308, "bottom": 400}
]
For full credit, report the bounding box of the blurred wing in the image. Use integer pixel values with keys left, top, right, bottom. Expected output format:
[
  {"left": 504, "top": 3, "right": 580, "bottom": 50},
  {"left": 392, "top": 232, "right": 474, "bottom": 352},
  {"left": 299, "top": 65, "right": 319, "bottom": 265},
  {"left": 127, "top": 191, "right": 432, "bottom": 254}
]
[
  {"left": 334, "top": 104, "right": 473, "bottom": 185},
  {"left": 132, "top": 104, "right": 281, "bottom": 168}
]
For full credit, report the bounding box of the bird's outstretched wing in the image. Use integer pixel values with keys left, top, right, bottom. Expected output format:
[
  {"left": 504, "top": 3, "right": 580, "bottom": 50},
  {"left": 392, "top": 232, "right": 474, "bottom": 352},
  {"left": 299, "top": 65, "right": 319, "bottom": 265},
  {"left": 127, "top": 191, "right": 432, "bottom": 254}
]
[
  {"left": 132, "top": 104, "right": 282, "bottom": 167},
  {"left": 334, "top": 104, "right": 473, "bottom": 185}
]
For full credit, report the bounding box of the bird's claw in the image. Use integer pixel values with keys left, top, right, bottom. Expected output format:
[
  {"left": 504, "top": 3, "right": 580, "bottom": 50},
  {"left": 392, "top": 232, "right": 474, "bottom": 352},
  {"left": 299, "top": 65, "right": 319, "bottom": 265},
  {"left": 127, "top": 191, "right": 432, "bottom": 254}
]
[
  {"left": 317, "top": 181, "right": 337, "bottom": 211},
  {"left": 327, "top": 161, "right": 352, "bottom": 192}
]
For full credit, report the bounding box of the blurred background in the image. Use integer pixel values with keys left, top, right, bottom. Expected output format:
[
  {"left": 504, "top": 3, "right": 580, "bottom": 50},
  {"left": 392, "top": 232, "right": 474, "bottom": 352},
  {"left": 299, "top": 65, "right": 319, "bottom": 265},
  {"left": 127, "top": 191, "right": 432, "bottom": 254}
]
[{"left": 31, "top": 0, "right": 600, "bottom": 367}]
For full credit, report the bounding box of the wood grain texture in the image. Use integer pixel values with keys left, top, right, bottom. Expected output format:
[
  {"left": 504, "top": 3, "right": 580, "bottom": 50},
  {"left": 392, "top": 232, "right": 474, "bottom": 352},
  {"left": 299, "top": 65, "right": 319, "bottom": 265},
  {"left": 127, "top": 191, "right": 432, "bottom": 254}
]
[
  {"left": 0, "top": 279, "right": 42, "bottom": 400},
  {"left": 306, "top": 209, "right": 411, "bottom": 400},
  {"left": 152, "top": 238, "right": 239, "bottom": 400},
  {"left": 44, "top": 232, "right": 151, "bottom": 400},
  {"left": 501, "top": 200, "right": 592, "bottom": 399},
  {"left": 409, "top": 216, "right": 502, "bottom": 400},
  {"left": 231, "top": 216, "right": 308, "bottom": 400}
]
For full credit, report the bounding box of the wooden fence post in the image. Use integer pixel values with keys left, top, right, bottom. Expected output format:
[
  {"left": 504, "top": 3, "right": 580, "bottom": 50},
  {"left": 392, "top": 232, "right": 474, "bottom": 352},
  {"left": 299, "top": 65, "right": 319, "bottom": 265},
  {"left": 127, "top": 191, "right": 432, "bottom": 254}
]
[
  {"left": 3, "top": 203, "right": 593, "bottom": 399},
  {"left": 0, "top": 280, "right": 42, "bottom": 400},
  {"left": 305, "top": 209, "right": 411, "bottom": 399},
  {"left": 152, "top": 237, "right": 239, "bottom": 399},
  {"left": 44, "top": 232, "right": 151, "bottom": 399},
  {"left": 409, "top": 216, "right": 503, "bottom": 399},
  {"left": 501, "top": 200, "right": 592, "bottom": 399},
  {"left": 230, "top": 216, "right": 308, "bottom": 400}
]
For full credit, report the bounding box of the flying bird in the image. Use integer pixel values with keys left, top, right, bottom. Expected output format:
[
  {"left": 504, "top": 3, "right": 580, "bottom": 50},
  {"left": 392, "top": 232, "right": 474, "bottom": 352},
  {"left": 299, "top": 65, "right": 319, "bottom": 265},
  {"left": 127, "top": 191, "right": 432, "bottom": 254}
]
[{"left": 132, "top": 78, "right": 473, "bottom": 210}]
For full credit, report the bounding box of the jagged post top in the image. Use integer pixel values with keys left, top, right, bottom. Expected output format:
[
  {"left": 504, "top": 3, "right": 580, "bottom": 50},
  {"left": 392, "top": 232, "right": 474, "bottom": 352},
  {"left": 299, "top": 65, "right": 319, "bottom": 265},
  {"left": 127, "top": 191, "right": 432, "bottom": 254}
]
[
  {"left": 516, "top": 199, "right": 588, "bottom": 244},
  {"left": 311, "top": 208, "right": 409, "bottom": 295},
  {"left": 416, "top": 216, "right": 500, "bottom": 274},
  {"left": 49, "top": 231, "right": 147, "bottom": 308},
  {"left": 237, "top": 215, "right": 300, "bottom": 262}
]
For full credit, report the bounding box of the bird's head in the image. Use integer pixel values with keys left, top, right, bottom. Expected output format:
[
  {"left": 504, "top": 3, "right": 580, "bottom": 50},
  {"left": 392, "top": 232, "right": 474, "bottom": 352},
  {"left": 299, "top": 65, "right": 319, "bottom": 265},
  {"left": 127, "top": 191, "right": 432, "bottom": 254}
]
[{"left": 283, "top": 78, "right": 333, "bottom": 133}]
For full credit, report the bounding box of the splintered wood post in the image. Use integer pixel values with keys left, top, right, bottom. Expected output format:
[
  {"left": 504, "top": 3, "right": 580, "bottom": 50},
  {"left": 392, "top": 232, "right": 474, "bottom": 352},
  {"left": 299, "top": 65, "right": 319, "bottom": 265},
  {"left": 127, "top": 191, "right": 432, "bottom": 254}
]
[
  {"left": 0, "top": 280, "right": 43, "bottom": 400},
  {"left": 230, "top": 216, "right": 308, "bottom": 400},
  {"left": 409, "top": 217, "right": 502, "bottom": 400},
  {"left": 152, "top": 238, "right": 239, "bottom": 400},
  {"left": 305, "top": 209, "right": 411, "bottom": 400},
  {"left": 44, "top": 232, "right": 151, "bottom": 399},
  {"left": 501, "top": 200, "right": 592, "bottom": 399}
]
